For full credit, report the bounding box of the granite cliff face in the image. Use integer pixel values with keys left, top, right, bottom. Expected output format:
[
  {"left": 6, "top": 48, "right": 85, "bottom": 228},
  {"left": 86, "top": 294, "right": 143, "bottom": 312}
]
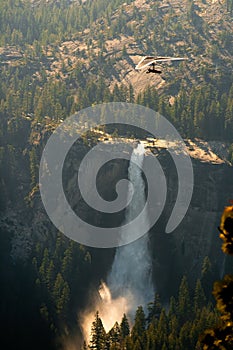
[
  {"left": 1, "top": 133, "right": 233, "bottom": 296},
  {"left": 149, "top": 149, "right": 233, "bottom": 294}
]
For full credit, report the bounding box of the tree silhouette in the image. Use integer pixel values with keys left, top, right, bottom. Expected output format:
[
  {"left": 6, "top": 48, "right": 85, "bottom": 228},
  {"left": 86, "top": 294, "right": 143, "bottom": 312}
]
[
  {"left": 219, "top": 205, "right": 233, "bottom": 255},
  {"left": 89, "top": 311, "right": 106, "bottom": 350},
  {"left": 120, "top": 313, "right": 130, "bottom": 339},
  {"left": 200, "top": 204, "right": 233, "bottom": 349}
]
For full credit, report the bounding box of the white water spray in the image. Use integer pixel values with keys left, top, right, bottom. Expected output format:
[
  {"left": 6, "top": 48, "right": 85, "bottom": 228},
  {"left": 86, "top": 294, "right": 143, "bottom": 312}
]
[
  {"left": 107, "top": 142, "right": 154, "bottom": 314},
  {"left": 81, "top": 143, "right": 154, "bottom": 341}
]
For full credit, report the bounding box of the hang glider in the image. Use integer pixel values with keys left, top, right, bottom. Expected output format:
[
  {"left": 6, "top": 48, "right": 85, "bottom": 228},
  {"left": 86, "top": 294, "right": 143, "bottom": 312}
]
[{"left": 135, "top": 56, "right": 188, "bottom": 74}]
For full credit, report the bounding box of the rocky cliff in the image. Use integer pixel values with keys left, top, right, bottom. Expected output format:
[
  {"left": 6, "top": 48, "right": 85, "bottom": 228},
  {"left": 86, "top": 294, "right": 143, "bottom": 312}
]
[
  {"left": 150, "top": 145, "right": 233, "bottom": 295},
  {"left": 2, "top": 129, "right": 232, "bottom": 296}
]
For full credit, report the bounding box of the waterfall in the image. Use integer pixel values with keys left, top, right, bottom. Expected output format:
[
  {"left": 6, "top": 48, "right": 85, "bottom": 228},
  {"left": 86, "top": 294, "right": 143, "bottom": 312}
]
[
  {"left": 107, "top": 142, "right": 154, "bottom": 314},
  {"left": 81, "top": 143, "right": 154, "bottom": 341}
]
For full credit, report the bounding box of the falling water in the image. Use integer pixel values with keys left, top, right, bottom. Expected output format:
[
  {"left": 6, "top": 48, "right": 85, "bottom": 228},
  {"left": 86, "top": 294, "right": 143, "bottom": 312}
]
[
  {"left": 81, "top": 143, "right": 154, "bottom": 341},
  {"left": 107, "top": 142, "right": 154, "bottom": 315}
]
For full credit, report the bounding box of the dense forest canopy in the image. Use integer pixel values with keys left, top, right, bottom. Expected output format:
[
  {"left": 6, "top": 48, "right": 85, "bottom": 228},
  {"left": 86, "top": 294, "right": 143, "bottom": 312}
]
[
  {"left": 0, "top": 0, "right": 232, "bottom": 141},
  {"left": 83, "top": 273, "right": 220, "bottom": 350},
  {"left": 0, "top": 0, "right": 233, "bottom": 349}
]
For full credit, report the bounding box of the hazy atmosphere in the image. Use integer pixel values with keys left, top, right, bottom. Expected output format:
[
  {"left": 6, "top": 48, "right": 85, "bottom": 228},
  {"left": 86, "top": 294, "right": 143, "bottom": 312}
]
[{"left": 0, "top": 0, "right": 233, "bottom": 349}]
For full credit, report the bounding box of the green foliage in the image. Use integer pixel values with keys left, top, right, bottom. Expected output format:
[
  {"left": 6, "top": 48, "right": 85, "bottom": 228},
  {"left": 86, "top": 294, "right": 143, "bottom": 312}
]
[
  {"left": 226, "top": 0, "right": 233, "bottom": 13},
  {"left": 0, "top": 0, "right": 231, "bottom": 141},
  {"left": 213, "top": 275, "right": 233, "bottom": 322},
  {"left": 0, "top": 0, "right": 134, "bottom": 46},
  {"left": 85, "top": 275, "right": 219, "bottom": 350},
  {"left": 90, "top": 311, "right": 107, "bottom": 350},
  {"left": 219, "top": 205, "right": 233, "bottom": 255},
  {"left": 120, "top": 313, "right": 130, "bottom": 338},
  {"left": 108, "top": 322, "right": 121, "bottom": 349},
  {"left": 0, "top": 2, "right": 232, "bottom": 349},
  {"left": 33, "top": 235, "right": 92, "bottom": 333},
  {"left": 228, "top": 144, "right": 233, "bottom": 164},
  {"left": 178, "top": 276, "right": 191, "bottom": 323},
  {"left": 147, "top": 293, "right": 162, "bottom": 323},
  {"left": 200, "top": 206, "right": 233, "bottom": 348},
  {"left": 29, "top": 147, "right": 38, "bottom": 188},
  {"left": 194, "top": 279, "right": 206, "bottom": 313},
  {"left": 131, "top": 306, "right": 146, "bottom": 343},
  {"left": 201, "top": 256, "right": 215, "bottom": 297}
]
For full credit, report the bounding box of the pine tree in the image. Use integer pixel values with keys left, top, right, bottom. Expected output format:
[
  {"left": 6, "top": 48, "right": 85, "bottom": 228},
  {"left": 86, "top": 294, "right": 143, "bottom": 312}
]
[
  {"left": 120, "top": 314, "right": 130, "bottom": 339},
  {"left": 52, "top": 273, "right": 70, "bottom": 316},
  {"left": 108, "top": 322, "right": 121, "bottom": 349},
  {"left": 179, "top": 321, "right": 193, "bottom": 349},
  {"left": 147, "top": 293, "right": 162, "bottom": 323},
  {"left": 201, "top": 256, "right": 214, "bottom": 297},
  {"left": 29, "top": 148, "right": 38, "bottom": 188},
  {"left": 131, "top": 306, "right": 146, "bottom": 342},
  {"left": 168, "top": 314, "right": 178, "bottom": 348},
  {"left": 177, "top": 276, "right": 191, "bottom": 323},
  {"left": 157, "top": 309, "right": 168, "bottom": 348},
  {"left": 168, "top": 296, "right": 177, "bottom": 320},
  {"left": 200, "top": 204, "right": 233, "bottom": 348},
  {"left": 219, "top": 204, "right": 233, "bottom": 255},
  {"left": 133, "top": 339, "right": 142, "bottom": 350},
  {"left": 89, "top": 311, "right": 106, "bottom": 350},
  {"left": 193, "top": 279, "right": 206, "bottom": 314}
]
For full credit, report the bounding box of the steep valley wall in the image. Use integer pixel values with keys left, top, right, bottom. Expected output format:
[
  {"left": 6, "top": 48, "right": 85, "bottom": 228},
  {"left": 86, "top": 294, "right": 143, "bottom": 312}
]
[{"left": 1, "top": 138, "right": 233, "bottom": 298}]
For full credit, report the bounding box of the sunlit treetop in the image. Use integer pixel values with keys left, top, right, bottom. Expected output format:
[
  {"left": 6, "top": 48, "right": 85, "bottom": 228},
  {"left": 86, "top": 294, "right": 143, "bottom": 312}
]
[{"left": 219, "top": 204, "right": 233, "bottom": 255}]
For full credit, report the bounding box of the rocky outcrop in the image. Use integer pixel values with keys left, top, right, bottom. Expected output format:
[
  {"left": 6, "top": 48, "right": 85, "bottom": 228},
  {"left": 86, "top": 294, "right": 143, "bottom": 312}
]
[
  {"left": 1, "top": 134, "right": 232, "bottom": 295},
  {"left": 151, "top": 151, "right": 233, "bottom": 295}
]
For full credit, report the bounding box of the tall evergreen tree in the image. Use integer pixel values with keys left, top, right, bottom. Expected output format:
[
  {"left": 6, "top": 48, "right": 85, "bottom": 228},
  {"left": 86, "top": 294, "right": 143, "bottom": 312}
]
[
  {"left": 120, "top": 313, "right": 130, "bottom": 339},
  {"left": 200, "top": 204, "right": 233, "bottom": 348},
  {"left": 177, "top": 276, "right": 191, "bottom": 323},
  {"left": 131, "top": 306, "right": 146, "bottom": 344},
  {"left": 90, "top": 311, "right": 106, "bottom": 350}
]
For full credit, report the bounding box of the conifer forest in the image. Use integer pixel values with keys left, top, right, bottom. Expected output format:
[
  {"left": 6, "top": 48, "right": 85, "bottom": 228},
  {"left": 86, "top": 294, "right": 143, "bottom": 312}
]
[{"left": 0, "top": 1, "right": 233, "bottom": 349}]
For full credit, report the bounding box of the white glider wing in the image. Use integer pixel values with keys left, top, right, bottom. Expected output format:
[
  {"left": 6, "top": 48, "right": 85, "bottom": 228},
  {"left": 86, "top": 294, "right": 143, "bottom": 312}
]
[
  {"left": 135, "top": 56, "right": 188, "bottom": 70},
  {"left": 135, "top": 56, "right": 156, "bottom": 70}
]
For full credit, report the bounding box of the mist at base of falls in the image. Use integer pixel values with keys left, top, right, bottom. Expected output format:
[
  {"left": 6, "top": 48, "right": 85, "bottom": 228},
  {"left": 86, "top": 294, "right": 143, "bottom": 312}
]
[
  {"left": 107, "top": 234, "right": 153, "bottom": 316},
  {"left": 81, "top": 143, "right": 154, "bottom": 340},
  {"left": 107, "top": 143, "right": 154, "bottom": 314}
]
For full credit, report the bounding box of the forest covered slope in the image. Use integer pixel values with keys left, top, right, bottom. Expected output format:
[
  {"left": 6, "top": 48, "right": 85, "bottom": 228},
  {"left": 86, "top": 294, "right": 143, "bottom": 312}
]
[
  {"left": 0, "top": 0, "right": 233, "bottom": 349},
  {"left": 0, "top": 0, "right": 232, "bottom": 140}
]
